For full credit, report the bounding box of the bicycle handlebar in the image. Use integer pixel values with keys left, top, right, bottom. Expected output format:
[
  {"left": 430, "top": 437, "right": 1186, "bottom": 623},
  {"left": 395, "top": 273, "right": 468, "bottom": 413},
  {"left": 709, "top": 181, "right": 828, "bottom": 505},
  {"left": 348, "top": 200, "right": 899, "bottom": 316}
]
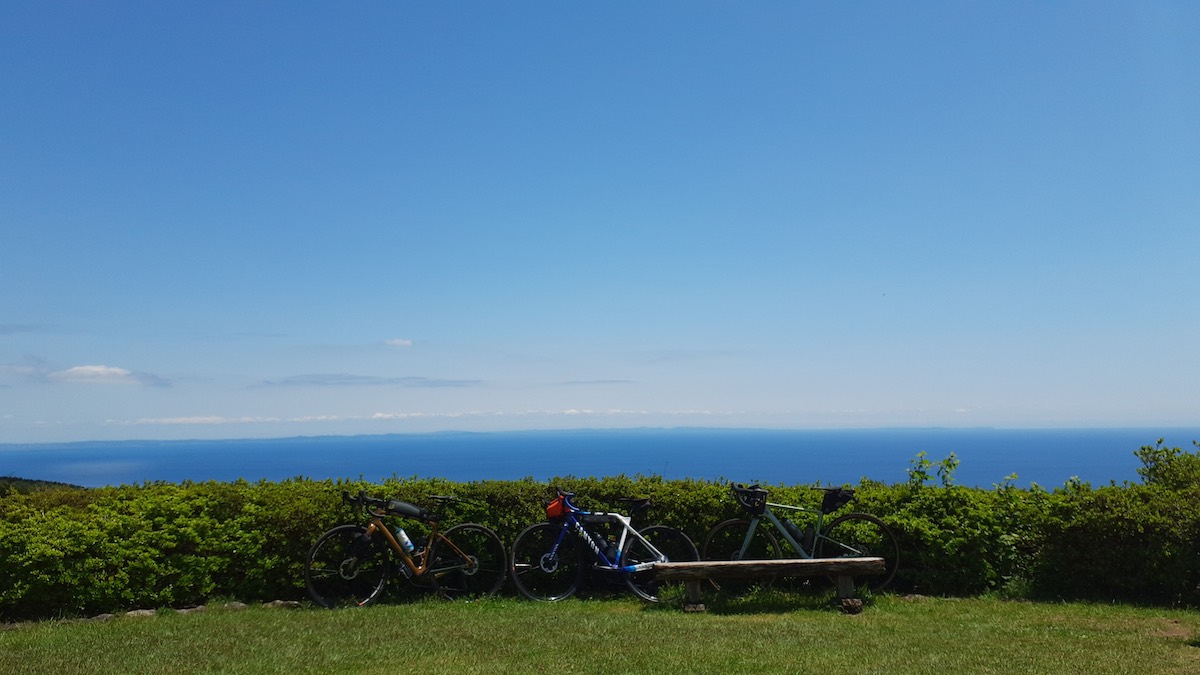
[
  {"left": 731, "top": 483, "right": 768, "bottom": 514},
  {"left": 341, "top": 490, "right": 441, "bottom": 522},
  {"left": 728, "top": 483, "right": 856, "bottom": 516},
  {"left": 551, "top": 487, "right": 652, "bottom": 515}
]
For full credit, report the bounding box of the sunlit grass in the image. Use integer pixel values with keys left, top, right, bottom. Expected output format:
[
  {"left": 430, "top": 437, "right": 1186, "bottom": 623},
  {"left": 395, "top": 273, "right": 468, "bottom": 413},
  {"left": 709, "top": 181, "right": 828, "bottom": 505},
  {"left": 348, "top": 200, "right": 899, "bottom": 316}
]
[{"left": 2, "top": 595, "right": 1197, "bottom": 674}]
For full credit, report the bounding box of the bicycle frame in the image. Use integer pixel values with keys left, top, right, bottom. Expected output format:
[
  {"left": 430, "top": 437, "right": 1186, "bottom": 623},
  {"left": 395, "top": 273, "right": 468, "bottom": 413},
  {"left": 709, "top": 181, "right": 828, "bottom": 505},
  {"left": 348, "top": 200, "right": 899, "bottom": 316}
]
[
  {"left": 737, "top": 501, "right": 869, "bottom": 561},
  {"left": 549, "top": 507, "right": 663, "bottom": 573},
  {"left": 737, "top": 501, "right": 820, "bottom": 559},
  {"left": 362, "top": 509, "right": 475, "bottom": 578}
]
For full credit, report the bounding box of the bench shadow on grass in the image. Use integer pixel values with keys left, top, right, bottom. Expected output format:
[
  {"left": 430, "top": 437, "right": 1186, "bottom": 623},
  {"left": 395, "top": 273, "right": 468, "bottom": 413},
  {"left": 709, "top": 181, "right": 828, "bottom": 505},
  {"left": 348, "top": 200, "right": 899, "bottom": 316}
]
[{"left": 649, "top": 584, "right": 870, "bottom": 616}]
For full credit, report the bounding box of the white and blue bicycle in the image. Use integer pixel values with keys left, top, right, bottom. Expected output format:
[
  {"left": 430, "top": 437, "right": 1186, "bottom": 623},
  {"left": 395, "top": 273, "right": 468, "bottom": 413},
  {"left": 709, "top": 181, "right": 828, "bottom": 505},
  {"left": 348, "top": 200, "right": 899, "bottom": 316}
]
[{"left": 509, "top": 488, "right": 698, "bottom": 602}]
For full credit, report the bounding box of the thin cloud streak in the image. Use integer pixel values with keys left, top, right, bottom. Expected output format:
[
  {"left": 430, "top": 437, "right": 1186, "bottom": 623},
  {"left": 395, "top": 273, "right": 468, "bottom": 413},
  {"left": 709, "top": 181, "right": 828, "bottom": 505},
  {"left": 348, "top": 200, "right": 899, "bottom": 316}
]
[
  {"left": 259, "top": 374, "right": 482, "bottom": 388},
  {"left": 115, "top": 408, "right": 729, "bottom": 427}
]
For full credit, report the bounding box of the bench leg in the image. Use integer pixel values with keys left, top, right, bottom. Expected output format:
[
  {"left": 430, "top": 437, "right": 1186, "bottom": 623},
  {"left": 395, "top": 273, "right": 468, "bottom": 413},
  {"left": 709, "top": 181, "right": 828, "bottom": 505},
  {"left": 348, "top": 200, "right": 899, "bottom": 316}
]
[
  {"left": 683, "top": 580, "right": 705, "bottom": 612},
  {"left": 835, "top": 575, "right": 863, "bottom": 614}
]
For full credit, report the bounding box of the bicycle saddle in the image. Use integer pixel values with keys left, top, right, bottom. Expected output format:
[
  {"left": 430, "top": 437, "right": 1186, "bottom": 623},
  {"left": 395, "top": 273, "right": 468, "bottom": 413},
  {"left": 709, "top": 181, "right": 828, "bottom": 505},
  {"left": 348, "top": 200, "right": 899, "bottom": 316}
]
[
  {"left": 817, "top": 487, "right": 855, "bottom": 514},
  {"left": 617, "top": 497, "right": 652, "bottom": 513}
]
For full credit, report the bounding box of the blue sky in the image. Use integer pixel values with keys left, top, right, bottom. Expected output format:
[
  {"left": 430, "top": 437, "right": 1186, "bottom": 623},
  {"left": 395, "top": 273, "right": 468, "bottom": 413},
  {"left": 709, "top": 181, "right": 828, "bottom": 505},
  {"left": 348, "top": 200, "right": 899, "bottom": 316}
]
[{"left": 2, "top": 2, "right": 1197, "bottom": 444}]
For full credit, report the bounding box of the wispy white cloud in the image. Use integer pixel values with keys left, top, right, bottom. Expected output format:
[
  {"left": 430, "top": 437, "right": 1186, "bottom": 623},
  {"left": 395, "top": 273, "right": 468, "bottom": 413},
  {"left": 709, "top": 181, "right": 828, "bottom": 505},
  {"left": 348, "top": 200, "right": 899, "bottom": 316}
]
[
  {"left": 125, "top": 416, "right": 269, "bottom": 425},
  {"left": 368, "top": 411, "right": 479, "bottom": 421},
  {"left": 367, "top": 408, "right": 665, "bottom": 420},
  {"left": 0, "top": 323, "right": 40, "bottom": 335},
  {"left": 385, "top": 338, "right": 414, "bottom": 348},
  {"left": 1, "top": 356, "right": 52, "bottom": 384},
  {"left": 51, "top": 365, "right": 132, "bottom": 382},
  {"left": 114, "top": 408, "right": 731, "bottom": 428},
  {"left": 1, "top": 363, "right": 41, "bottom": 380},
  {"left": 260, "top": 373, "right": 480, "bottom": 388},
  {"left": 641, "top": 349, "right": 739, "bottom": 365},
  {"left": 49, "top": 365, "right": 170, "bottom": 387}
]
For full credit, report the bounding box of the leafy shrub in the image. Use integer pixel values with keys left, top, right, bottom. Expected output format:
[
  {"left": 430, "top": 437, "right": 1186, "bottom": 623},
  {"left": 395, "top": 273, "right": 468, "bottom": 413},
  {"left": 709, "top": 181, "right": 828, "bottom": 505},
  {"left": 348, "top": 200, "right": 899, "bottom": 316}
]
[
  {"left": 2, "top": 439, "right": 1198, "bottom": 620},
  {"left": 873, "top": 481, "right": 1050, "bottom": 595},
  {"left": 1025, "top": 441, "right": 1200, "bottom": 605},
  {"left": 1135, "top": 439, "right": 1200, "bottom": 491},
  {"left": 1032, "top": 479, "right": 1200, "bottom": 605}
]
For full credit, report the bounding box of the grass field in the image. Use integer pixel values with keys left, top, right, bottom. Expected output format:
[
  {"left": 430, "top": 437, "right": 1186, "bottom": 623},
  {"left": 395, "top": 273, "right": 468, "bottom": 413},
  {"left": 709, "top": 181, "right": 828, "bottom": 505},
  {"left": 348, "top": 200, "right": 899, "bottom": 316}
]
[{"left": 2, "top": 594, "right": 1197, "bottom": 674}]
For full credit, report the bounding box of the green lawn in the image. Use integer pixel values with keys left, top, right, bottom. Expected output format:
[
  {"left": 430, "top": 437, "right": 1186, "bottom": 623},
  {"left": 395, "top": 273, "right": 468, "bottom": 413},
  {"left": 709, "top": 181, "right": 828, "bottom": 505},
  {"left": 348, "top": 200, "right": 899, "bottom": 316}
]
[{"left": 2, "top": 595, "right": 1197, "bottom": 674}]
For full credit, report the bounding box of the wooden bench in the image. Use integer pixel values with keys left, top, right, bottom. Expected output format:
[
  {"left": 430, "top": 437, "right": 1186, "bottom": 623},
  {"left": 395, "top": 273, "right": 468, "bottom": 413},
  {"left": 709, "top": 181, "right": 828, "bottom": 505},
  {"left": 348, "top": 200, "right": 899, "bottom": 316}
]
[{"left": 653, "top": 557, "right": 885, "bottom": 613}]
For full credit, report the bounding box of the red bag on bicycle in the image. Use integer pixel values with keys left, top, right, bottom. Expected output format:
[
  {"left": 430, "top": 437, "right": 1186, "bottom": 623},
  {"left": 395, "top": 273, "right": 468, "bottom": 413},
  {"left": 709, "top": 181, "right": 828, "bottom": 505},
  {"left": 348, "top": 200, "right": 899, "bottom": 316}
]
[{"left": 545, "top": 495, "right": 568, "bottom": 520}]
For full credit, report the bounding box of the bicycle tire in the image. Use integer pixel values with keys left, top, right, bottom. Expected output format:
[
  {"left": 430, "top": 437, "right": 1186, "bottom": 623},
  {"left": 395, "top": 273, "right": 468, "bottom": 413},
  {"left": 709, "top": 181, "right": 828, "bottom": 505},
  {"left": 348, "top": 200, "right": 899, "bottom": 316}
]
[
  {"left": 305, "top": 524, "right": 390, "bottom": 608},
  {"left": 427, "top": 523, "right": 507, "bottom": 600},
  {"left": 701, "top": 518, "right": 782, "bottom": 597},
  {"left": 815, "top": 512, "right": 899, "bottom": 592},
  {"left": 509, "top": 521, "right": 583, "bottom": 601},
  {"left": 622, "top": 525, "right": 699, "bottom": 602}
]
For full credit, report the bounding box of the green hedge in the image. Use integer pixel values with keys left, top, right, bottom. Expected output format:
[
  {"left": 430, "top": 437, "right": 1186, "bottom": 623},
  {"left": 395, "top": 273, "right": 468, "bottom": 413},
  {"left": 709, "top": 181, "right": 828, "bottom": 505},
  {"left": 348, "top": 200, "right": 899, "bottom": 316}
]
[{"left": 2, "top": 441, "right": 1198, "bottom": 620}]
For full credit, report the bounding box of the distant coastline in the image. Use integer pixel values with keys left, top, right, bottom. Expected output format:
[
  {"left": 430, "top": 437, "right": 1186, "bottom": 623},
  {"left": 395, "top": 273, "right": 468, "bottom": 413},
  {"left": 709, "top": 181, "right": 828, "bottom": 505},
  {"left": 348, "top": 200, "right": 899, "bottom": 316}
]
[{"left": 0, "top": 476, "right": 85, "bottom": 493}]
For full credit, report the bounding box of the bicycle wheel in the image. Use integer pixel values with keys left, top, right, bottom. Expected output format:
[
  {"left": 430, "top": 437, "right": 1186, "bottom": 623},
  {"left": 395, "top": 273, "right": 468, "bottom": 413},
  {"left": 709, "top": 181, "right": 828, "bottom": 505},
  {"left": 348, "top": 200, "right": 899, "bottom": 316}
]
[
  {"left": 510, "top": 522, "right": 583, "bottom": 601},
  {"left": 305, "top": 524, "right": 390, "bottom": 608},
  {"left": 816, "top": 512, "right": 899, "bottom": 592},
  {"left": 701, "top": 518, "right": 782, "bottom": 597},
  {"left": 427, "top": 523, "right": 507, "bottom": 600},
  {"left": 622, "top": 525, "right": 699, "bottom": 602}
]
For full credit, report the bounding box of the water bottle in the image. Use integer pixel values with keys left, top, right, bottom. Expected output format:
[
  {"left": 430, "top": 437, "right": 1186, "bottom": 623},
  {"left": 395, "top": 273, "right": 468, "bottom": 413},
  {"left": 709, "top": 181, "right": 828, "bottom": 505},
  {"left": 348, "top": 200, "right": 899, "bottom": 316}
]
[
  {"left": 605, "top": 538, "right": 618, "bottom": 561},
  {"left": 593, "top": 533, "right": 610, "bottom": 558},
  {"left": 782, "top": 516, "right": 801, "bottom": 538},
  {"left": 394, "top": 527, "right": 415, "bottom": 553},
  {"left": 783, "top": 518, "right": 804, "bottom": 544}
]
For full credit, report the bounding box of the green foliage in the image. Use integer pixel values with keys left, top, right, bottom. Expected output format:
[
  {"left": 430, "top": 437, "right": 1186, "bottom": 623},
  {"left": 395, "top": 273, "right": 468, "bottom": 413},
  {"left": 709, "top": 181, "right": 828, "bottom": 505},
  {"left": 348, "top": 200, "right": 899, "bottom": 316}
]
[
  {"left": 0, "top": 479, "right": 340, "bottom": 619},
  {"left": 905, "top": 451, "right": 961, "bottom": 488},
  {"left": 1135, "top": 439, "right": 1200, "bottom": 491},
  {"left": 0, "top": 476, "right": 85, "bottom": 494},
  {"left": 1032, "top": 481, "right": 1200, "bottom": 605},
  {"left": 874, "top": 477, "right": 1049, "bottom": 596},
  {"left": 1023, "top": 440, "right": 1200, "bottom": 605},
  {"left": 2, "top": 439, "right": 1198, "bottom": 620}
]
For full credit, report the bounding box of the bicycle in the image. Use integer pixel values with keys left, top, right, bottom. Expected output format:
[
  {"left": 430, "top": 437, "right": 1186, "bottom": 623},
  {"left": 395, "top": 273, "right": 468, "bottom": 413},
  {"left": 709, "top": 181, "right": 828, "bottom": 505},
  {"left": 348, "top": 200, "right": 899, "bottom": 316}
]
[
  {"left": 702, "top": 483, "right": 899, "bottom": 595},
  {"left": 305, "top": 490, "right": 507, "bottom": 608},
  {"left": 509, "top": 489, "right": 699, "bottom": 602}
]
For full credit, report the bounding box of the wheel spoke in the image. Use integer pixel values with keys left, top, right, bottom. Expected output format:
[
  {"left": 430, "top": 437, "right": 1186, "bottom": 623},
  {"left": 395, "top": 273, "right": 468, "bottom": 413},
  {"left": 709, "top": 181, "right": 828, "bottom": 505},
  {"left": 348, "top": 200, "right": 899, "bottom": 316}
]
[
  {"left": 509, "top": 522, "right": 582, "bottom": 601},
  {"left": 304, "top": 525, "right": 390, "bottom": 608},
  {"left": 701, "top": 519, "right": 781, "bottom": 597},
  {"left": 623, "top": 525, "right": 699, "bottom": 602},
  {"left": 817, "top": 513, "right": 899, "bottom": 592},
  {"left": 430, "top": 524, "right": 507, "bottom": 600}
]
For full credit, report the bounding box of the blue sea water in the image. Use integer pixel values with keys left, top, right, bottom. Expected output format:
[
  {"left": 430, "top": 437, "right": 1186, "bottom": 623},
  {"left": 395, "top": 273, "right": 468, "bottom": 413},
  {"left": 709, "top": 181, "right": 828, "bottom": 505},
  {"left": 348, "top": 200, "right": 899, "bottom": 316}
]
[{"left": 2, "top": 427, "right": 1198, "bottom": 489}]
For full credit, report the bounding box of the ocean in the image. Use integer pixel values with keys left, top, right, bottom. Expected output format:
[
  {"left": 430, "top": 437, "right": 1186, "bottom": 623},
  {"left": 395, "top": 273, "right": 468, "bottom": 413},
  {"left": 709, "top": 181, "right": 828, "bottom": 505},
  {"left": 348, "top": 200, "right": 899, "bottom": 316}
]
[{"left": 3, "top": 427, "right": 1198, "bottom": 490}]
